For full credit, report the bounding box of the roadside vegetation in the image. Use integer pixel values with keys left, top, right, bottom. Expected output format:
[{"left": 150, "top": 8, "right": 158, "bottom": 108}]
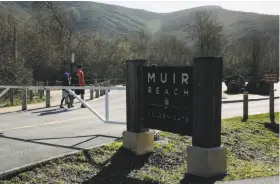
[{"left": 0, "top": 113, "right": 278, "bottom": 184}]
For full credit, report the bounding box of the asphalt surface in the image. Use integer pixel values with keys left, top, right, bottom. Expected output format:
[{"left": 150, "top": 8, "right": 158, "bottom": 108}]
[
  {"left": 216, "top": 176, "right": 279, "bottom": 184},
  {"left": 0, "top": 89, "right": 279, "bottom": 176}
]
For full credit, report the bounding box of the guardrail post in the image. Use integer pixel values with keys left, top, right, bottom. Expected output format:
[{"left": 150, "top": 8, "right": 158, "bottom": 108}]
[
  {"left": 105, "top": 89, "right": 109, "bottom": 121},
  {"left": 46, "top": 89, "right": 50, "bottom": 108},
  {"left": 101, "top": 83, "right": 105, "bottom": 96},
  {"left": 242, "top": 91, "right": 248, "bottom": 122},
  {"left": 21, "top": 89, "right": 27, "bottom": 111},
  {"left": 100, "top": 83, "right": 103, "bottom": 96},
  {"left": 36, "top": 81, "right": 39, "bottom": 93},
  {"left": 39, "top": 81, "right": 43, "bottom": 99},
  {"left": 269, "top": 83, "right": 275, "bottom": 123},
  {"left": 29, "top": 90, "right": 33, "bottom": 101},
  {"left": 9, "top": 89, "right": 14, "bottom": 105},
  {"left": 90, "top": 85, "right": 94, "bottom": 100},
  {"left": 95, "top": 85, "right": 100, "bottom": 98}
]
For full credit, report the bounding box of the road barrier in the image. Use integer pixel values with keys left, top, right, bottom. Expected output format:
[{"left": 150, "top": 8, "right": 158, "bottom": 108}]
[
  {"left": 0, "top": 83, "right": 126, "bottom": 124},
  {"left": 0, "top": 78, "right": 125, "bottom": 107}
]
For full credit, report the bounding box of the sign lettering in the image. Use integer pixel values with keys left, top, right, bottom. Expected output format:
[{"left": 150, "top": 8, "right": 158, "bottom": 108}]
[
  {"left": 264, "top": 72, "right": 279, "bottom": 83},
  {"left": 142, "top": 66, "right": 193, "bottom": 136}
]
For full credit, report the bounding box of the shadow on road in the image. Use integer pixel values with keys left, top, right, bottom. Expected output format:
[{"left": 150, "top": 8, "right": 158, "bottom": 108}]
[
  {"left": 0, "top": 134, "right": 121, "bottom": 151},
  {"left": 29, "top": 134, "right": 103, "bottom": 141},
  {"left": 0, "top": 99, "right": 94, "bottom": 115},
  {"left": 31, "top": 108, "right": 79, "bottom": 116},
  {"left": 83, "top": 147, "right": 157, "bottom": 184},
  {"left": 0, "top": 106, "right": 64, "bottom": 115}
]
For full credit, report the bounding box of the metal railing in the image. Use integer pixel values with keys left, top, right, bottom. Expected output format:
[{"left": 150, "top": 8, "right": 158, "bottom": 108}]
[
  {"left": 0, "top": 80, "right": 113, "bottom": 106},
  {"left": 34, "top": 78, "right": 126, "bottom": 86},
  {"left": 0, "top": 85, "right": 126, "bottom": 124}
]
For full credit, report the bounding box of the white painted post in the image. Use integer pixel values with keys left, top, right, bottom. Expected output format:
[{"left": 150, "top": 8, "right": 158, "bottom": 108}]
[
  {"left": 67, "top": 89, "right": 105, "bottom": 122},
  {"left": 105, "top": 89, "right": 109, "bottom": 121}
]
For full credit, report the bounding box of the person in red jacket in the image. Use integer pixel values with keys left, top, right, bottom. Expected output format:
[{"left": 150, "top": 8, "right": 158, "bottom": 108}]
[{"left": 75, "top": 64, "right": 86, "bottom": 108}]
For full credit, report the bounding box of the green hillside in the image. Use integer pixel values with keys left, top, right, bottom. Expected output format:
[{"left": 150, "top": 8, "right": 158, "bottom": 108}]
[{"left": 0, "top": 1, "right": 278, "bottom": 46}]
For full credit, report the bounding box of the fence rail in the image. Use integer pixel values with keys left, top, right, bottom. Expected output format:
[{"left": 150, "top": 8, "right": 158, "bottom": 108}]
[
  {"left": 34, "top": 78, "right": 126, "bottom": 86},
  {"left": 0, "top": 85, "right": 125, "bottom": 90},
  {"left": 0, "top": 85, "right": 126, "bottom": 124},
  {"left": 0, "top": 78, "right": 126, "bottom": 107}
]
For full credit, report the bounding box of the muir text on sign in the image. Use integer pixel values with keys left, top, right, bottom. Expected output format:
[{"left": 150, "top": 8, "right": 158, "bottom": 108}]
[
  {"left": 148, "top": 72, "right": 189, "bottom": 84},
  {"left": 142, "top": 66, "right": 193, "bottom": 136}
]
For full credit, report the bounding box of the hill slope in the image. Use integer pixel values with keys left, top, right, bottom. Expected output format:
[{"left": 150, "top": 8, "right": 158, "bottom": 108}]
[{"left": 0, "top": 1, "right": 278, "bottom": 46}]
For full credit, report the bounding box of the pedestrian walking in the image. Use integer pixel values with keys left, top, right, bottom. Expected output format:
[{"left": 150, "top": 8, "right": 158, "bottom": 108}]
[
  {"left": 75, "top": 64, "right": 86, "bottom": 108},
  {"left": 60, "top": 72, "right": 74, "bottom": 108}
]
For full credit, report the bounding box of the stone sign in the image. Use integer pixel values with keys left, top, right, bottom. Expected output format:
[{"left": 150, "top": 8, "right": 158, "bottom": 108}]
[
  {"left": 264, "top": 72, "right": 279, "bottom": 83},
  {"left": 142, "top": 66, "right": 193, "bottom": 135}
]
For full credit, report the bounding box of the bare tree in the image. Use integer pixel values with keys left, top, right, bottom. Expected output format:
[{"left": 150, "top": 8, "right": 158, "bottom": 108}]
[
  {"left": 190, "top": 10, "right": 224, "bottom": 57},
  {"left": 246, "top": 31, "right": 271, "bottom": 75},
  {"left": 0, "top": 15, "right": 32, "bottom": 85},
  {"left": 18, "top": 1, "right": 80, "bottom": 81},
  {"left": 148, "top": 36, "right": 192, "bottom": 66}
]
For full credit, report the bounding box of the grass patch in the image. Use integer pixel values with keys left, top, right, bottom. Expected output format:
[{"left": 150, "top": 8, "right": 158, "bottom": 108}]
[
  {"left": 0, "top": 113, "right": 279, "bottom": 184},
  {"left": 0, "top": 93, "right": 45, "bottom": 108}
]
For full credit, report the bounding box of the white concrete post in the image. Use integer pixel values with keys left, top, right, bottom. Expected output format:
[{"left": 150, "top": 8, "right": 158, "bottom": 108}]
[{"left": 105, "top": 89, "right": 109, "bottom": 121}]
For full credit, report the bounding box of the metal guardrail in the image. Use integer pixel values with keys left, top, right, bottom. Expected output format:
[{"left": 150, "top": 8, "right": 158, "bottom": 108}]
[
  {"left": 35, "top": 78, "right": 126, "bottom": 86},
  {"left": 0, "top": 85, "right": 125, "bottom": 90},
  {"left": 0, "top": 85, "right": 126, "bottom": 124}
]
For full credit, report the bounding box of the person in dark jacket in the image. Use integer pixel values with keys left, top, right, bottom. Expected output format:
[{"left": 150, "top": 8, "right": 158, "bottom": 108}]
[
  {"left": 70, "top": 71, "right": 78, "bottom": 104},
  {"left": 60, "top": 72, "right": 73, "bottom": 108}
]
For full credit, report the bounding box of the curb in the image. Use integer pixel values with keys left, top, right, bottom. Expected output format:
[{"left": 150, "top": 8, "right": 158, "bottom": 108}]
[
  {"left": 0, "top": 139, "right": 120, "bottom": 180},
  {"left": 222, "top": 96, "right": 279, "bottom": 104}
]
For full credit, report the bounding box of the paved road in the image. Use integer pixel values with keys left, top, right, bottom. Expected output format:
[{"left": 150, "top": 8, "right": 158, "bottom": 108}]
[
  {"left": 0, "top": 89, "right": 279, "bottom": 174},
  {"left": 217, "top": 176, "right": 279, "bottom": 184}
]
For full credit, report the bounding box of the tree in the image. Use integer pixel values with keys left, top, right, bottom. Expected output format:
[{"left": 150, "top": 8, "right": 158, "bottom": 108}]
[
  {"left": 149, "top": 36, "right": 192, "bottom": 66},
  {"left": 0, "top": 15, "right": 32, "bottom": 85},
  {"left": 245, "top": 31, "right": 271, "bottom": 75},
  {"left": 190, "top": 10, "right": 225, "bottom": 57},
  {"left": 19, "top": 1, "right": 79, "bottom": 81}
]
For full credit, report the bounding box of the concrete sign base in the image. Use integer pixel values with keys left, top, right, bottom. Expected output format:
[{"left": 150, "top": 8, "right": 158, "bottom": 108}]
[
  {"left": 187, "top": 146, "right": 227, "bottom": 178},
  {"left": 122, "top": 131, "right": 154, "bottom": 155}
]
